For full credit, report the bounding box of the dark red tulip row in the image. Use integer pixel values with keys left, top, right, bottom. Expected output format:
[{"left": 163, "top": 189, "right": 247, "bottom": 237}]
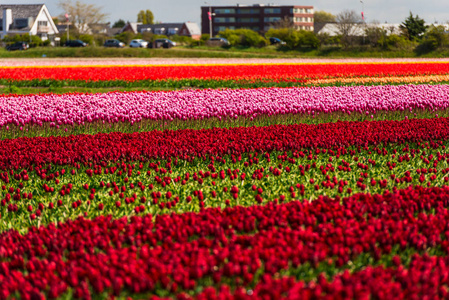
[
  {"left": 1, "top": 62, "right": 449, "bottom": 81},
  {"left": 3, "top": 137, "right": 449, "bottom": 231},
  {"left": 187, "top": 254, "right": 449, "bottom": 300},
  {"left": 1, "top": 117, "right": 449, "bottom": 170},
  {"left": 1, "top": 185, "right": 449, "bottom": 299}
]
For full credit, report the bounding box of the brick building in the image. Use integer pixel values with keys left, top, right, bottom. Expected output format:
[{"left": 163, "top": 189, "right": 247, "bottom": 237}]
[{"left": 201, "top": 4, "right": 314, "bottom": 36}]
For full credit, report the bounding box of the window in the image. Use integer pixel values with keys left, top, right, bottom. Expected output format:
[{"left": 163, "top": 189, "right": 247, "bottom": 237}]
[
  {"left": 264, "top": 17, "right": 281, "bottom": 23},
  {"left": 306, "top": 9, "right": 313, "bottom": 13},
  {"left": 215, "top": 17, "right": 236, "bottom": 23},
  {"left": 264, "top": 8, "right": 281, "bottom": 14},
  {"left": 237, "top": 8, "right": 260, "bottom": 14},
  {"left": 216, "top": 26, "right": 235, "bottom": 32},
  {"left": 38, "top": 21, "right": 48, "bottom": 27},
  {"left": 167, "top": 27, "right": 179, "bottom": 35},
  {"left": 215, "top": 8, "right": 236, "bottom": 14},
  {"left": 237, "top": 17, "right": 259, "bottom": 23},
  {"left": 14, "top": 18, "right": 29, "bottom": 28}
]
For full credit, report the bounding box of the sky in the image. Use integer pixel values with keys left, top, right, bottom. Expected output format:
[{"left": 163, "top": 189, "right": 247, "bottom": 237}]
[{"left": 8, "top": 0, "right": 449, "bottom": 27}]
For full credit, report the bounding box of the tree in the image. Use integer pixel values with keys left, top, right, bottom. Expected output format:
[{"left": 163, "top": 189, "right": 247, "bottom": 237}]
[
  {"left": 314, "top": 11, "right": 336, "bottom": 23},
  {"left": 58, "top": 0, "right": 108, "bottom": 34},
  {"left": 416, "top": 25, "right": 449, "bottom": 52},
  {"left": 400, "top": 12, "right": 427, "bottom": 41},
  {"left": 218, "top": 29, "right": 268, "bottom": 47},
  {"left": 271, "top": 16, "right": 294, "bottom": 29},
  {"left": 364, "top": 22, "right": 385, "bottom": 47},
  {"left": 137, "top": 10, "right": 154, "bottom": 25},
  {"left": 335, "top": 10, "right": 362, "bottom": 47},
  {"left": 115, "top": 32, "right": 137, "bottom": 45},
  {"left": 112, "top": 19, "right": 126, "bottom": 28}
]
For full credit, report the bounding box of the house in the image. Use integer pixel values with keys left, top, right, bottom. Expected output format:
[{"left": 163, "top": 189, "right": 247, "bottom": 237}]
[
  {"left": 121, "top": 21, "right": 201, "bottom": 40},
  {"left": 0, "top": 4, "right": 58, "bottom": 40},
  {"left": 178, "top": 22, "right": 201, "bottom": 40},
  {"left": 119, "top": 22, "right": 142, "bottom": 34},
  {"left": 137, "top": 22, "right": 201, "bottom": 40},
  {"left": 58, "top": 22, "right": 117, "bottom": 36}
]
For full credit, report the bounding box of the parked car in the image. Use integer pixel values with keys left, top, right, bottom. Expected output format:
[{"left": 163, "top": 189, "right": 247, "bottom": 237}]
[
  {"left": 6, "top": 42, "right": 29, "bottom": 51},
  {"left": 129, "top": 39, "right": 148, "bottom": 48},
  {"left": 206, "top": 37, "right": 230, "bottom": 47},
  {"left": 103, "top": 39, "right": 125, "bottom": 48},
  {"left": 269, "top": 37, "right": 286, "bottom": 45},
  {"left": 65, "top": 40, "right": 87, "bottom": 47},
  {"left": 148, "top": 39, "right": 176, "bottom": 49}
]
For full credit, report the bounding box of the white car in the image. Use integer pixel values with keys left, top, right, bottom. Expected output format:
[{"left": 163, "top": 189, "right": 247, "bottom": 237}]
[{"left": 129, "top": 39, "right": 149, "bottom": 48}]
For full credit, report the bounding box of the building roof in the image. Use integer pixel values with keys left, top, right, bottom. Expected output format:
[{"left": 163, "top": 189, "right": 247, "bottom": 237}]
[
  {"left": 0, "top": 4, "right": 44, "bottom": 30},
  {"left": 184, "top": 22, "right": 201, "bottom": 36},
  {"left": 0, "top": 4, "right": 43, "bottom": 20},
  {"left": 138, "top": 23, "right": 184, "bottom": 31},
  {"left": 137, "top": 22, "right": 201, "bottom": 36},
  {"left": 109, "top": 27, "right": 121, "bottom": 36},
  {"left": 120, "top": 22, "right": 143, "bottom": 34}
]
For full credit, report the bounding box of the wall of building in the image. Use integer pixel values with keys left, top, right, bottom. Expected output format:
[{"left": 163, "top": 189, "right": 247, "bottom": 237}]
[
  {"left": 201, "top": 4, "right": 314, "bottom": 35},
  {"left": 30, "top": 6, "right": 58, "bottom": 40}
]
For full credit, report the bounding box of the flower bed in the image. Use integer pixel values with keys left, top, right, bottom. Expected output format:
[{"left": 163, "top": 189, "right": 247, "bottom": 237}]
[
  {"left": 2, "top": 62, "right": 449, "bottom": 82},
  {"left": 2, "top": 58, "right": 449, "bottom": 299},
  {"left": 1, "top": 118, "right": 449, "bottom": 232},
  {"left": 1, "top": 185, "right": 449, "bottom": 298},
  {"left": 0, "top": 84, "right": 448, "bottom": 138},
  {"left": 0, "top": 118, "right": 448, "bottom": 170}
]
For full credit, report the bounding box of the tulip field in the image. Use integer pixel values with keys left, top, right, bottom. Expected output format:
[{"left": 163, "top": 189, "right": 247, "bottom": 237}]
[{"left": 3, "top": 58, "right": 449, "bottom": 299}]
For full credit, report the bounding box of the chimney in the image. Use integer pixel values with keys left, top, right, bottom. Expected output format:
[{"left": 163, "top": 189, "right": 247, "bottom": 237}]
[{"left": 3, "top": 8, "right": 12, "bottom": 32}]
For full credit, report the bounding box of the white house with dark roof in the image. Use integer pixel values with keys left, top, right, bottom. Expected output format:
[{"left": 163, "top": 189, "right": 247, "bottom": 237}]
[
  {"left": 0, "top": 4, "right": 58, "bottom": 40},
  {"left": 121, "top": 21, "right": 202, "bottom": 40}
]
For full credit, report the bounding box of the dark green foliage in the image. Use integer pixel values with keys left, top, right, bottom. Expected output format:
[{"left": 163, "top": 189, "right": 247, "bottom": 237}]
[
  {"left": 137, "top": 10, "right": 154, "bottom": 25},
  {"left": 265, "top": 28, "right": 320, "bottom": 49},
  {"left": 112, "top": 19, "right": 126, "bottom": 28},
  {"left": 400, "top": 12, "right": 427, "bottom": 41},
  {"left": 2, "top": 34, "right": 43, "bottom": 47},
  {"left": 114, "top": 32, "right": 136, "bottom": 45},
  {"left": 218, "top": 29, "right": 268, "bottom": 48},
  {"left": 416, "top": 25, "right": 449, "bottom": 53}
]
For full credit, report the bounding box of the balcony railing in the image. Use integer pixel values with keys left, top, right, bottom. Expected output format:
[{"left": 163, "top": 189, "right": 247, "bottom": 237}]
[{"left": 37, "top": 25, "right": 50, "bottom": 33}]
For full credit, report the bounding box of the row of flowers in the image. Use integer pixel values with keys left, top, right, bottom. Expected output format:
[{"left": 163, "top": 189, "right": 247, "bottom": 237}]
[
  {"left": 0, "top": 118, "right": 447, "bottom": 171},
  {"left": 1, "top": 185, "right": 449, "bottom": 298},
  {"left": 3, "top": 58, "right": 447, "bottom": 67},
  {"left": 1, "top": 62, "right": 449, "bottom": 82},
  {"left": 1, "top": 135, "right": 449, "bottom": 231},
  {"left": 4, "top": 77, "right": 449, "bottom": 93},
  {"left": 306, "top": 74, "right": 449, "bottom": 85},
  {"left": 0, "top": 84, "right": 447, "bottom": 137},
  {"left": 189, "top": 253, "right": 449, "bottom": 299}
]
